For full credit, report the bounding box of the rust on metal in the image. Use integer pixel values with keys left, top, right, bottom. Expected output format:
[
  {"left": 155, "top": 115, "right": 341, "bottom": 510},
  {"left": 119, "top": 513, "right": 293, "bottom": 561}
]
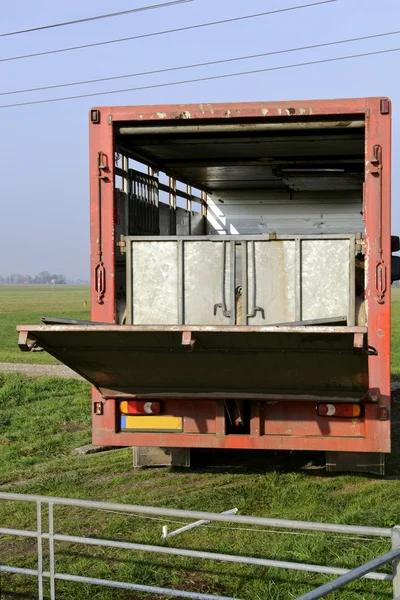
[
  {"left": 18, "top": 331, "right": 39, "bottom": 352},
  {"left": 182, "top": 331, "right": 196, "bottom": 352},
  {"left": 353, "top": 332, "right": 364, "bottom": 351}
]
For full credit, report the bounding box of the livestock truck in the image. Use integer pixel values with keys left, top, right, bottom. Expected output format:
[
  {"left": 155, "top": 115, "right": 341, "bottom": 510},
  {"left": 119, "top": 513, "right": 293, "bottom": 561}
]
[{"left": 18, "top": 98, "right": 400, "bottom": 473}]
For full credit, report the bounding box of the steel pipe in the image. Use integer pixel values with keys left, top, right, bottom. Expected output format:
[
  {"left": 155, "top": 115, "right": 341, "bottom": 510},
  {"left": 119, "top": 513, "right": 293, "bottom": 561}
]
[
  {"left": 51, "top": 533, "right": 392, "bottom": 581},
  {"left": 0, "top": 492, "right": 390, "bottom": 537},
  {"left": 295, "top": 548, "right": 400, "bottom": 600},
  {"left": 54, "top": 573, "right": 240, "bottom": 600}
]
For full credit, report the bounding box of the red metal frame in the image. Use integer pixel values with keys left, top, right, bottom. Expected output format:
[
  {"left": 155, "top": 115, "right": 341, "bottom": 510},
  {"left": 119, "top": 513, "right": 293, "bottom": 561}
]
[{"left": 89, "top": 98, "right": 392, "bottom": 454}]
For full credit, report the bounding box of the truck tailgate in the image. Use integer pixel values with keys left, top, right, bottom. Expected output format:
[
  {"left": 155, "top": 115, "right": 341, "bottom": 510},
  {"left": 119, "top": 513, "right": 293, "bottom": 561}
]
[{"left": 17, "top": 325, "right": 368, "bottom": 400}]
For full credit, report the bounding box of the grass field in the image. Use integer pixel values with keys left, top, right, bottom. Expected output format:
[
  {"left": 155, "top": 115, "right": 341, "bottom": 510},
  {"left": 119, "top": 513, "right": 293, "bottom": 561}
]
[
  {"left": 1, "top": 285, "right": 400, "bottom": 599},
  {"left": 0, "top": 285, "right": 90, "bottom": 364},
  {"left": 0, "top": 372, "right": 399, "bottom": 600}
]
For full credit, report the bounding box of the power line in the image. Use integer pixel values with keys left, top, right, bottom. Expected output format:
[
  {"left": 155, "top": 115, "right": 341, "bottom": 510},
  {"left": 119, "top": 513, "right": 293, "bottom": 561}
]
[
  {"left": 0, "top": 1, "right": 194, "bottom": 38},
  {"left": 0, "top": 1, "right": 337, "bottom": 64},
  {"left": 1, "top": 27, "right": 399, "bottom": 97},
  {"left": 0, "top": 45, "right": 398, "bottom": 110}
]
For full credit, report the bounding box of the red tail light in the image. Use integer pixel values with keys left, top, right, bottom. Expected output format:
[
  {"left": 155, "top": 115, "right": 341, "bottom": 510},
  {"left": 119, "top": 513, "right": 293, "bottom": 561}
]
[
  {"left": 120, "top": 400, "right": 161, "bottom": 415},
  {"left": 317, "top": 403, "right": 361, "bottom": 418}
]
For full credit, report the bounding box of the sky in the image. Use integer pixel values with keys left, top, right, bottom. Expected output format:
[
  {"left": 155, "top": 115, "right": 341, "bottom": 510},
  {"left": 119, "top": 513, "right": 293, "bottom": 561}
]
[{"left": 0, "top": 0, "right": 399, "bottom": 280}]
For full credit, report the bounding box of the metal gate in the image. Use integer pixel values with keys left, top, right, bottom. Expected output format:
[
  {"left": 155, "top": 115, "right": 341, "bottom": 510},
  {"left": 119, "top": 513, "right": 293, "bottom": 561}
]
[{"left": 1, "top": 492, "right": 399, "bottom": 599}]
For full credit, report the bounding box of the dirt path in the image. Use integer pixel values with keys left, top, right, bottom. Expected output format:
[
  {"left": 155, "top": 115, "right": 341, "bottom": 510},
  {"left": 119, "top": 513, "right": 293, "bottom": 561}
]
[{"left": 0, "top": 362, "right": 84, "bottom": 380}]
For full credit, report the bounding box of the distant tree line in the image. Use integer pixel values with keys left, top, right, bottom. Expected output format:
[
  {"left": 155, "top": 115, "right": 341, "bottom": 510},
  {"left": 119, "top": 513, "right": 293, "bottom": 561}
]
[{"left": 0, "top": 271, "right": 67, "bottom": 284}]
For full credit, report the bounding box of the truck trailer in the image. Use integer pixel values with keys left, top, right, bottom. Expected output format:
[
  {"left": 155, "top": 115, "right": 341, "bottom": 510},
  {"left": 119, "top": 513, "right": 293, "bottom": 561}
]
[{"left": 18, "top": 98, "right": 399, "bottom": 473}]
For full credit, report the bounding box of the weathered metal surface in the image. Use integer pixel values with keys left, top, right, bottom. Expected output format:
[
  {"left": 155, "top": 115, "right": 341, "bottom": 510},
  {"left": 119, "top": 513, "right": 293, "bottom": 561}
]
[
  {"left": 125, "top": 235, "right": 355, "bottom": 327},
  {"left": 17, "top": 325, "right": 368, "bottom": 399},
  {"left": 301, "top": 239, "right": 351, "bottom": 322},
  {"left": 130, "top": 241, "right": 179, "bottom": 324},
  {"left": 326, "top": 451, "right": 385, "bottom": 475},
  {"left": 117, "top": 121, "right": 365, "bottom": 135},
  {"left": 133, "top": 446, "right": 190, "bottom": 467},
  {"left": 263, "top": 403, "right": 365, "bottom": 438},
  {"left": 247, "top": 239, "right": 295, "bottom": 324}
]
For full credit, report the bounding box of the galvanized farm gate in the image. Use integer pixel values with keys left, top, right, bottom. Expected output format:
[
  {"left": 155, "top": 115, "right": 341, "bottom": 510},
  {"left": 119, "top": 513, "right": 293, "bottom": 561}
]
[{"left": 0, "top": 492, "right": 399, "bottom": 599}]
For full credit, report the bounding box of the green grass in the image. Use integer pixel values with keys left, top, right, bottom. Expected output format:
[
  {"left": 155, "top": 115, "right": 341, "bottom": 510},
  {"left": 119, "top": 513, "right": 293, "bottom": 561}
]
[
  {"left": 1, "top": 286, "right": 400, "bottom": 598},
  {"left": 0, "top": 285, "right": 89, "bottom": 364},
  {"left": 1, "top": 373, "right": 400, "bottom": 599}
]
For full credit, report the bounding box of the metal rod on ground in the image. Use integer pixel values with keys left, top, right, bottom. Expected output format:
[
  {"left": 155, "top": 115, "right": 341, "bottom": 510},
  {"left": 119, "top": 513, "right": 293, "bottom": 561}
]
[
  {"left": 162, "top": 508, "right": 238, "bottom": 539},
  {"left": 294, "top": 548, "right": 400, "bottom": 600}
]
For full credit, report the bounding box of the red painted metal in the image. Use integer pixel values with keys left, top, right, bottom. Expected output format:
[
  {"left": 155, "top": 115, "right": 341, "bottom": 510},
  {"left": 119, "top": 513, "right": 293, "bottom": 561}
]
[{"left": 86, "top": 98, "right": 392, "bottom": 455}]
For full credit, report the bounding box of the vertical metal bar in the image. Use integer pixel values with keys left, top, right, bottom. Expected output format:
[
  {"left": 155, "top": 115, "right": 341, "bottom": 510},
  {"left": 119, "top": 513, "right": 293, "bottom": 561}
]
[
  {"left": 177, "top": 240, "right": 184, "bottom": 325},
  {"left": 348, "top": 235, "right": 356, "bottom": 326},
  {"left": 201, "top": 190, "right": 207, "bottom": 217},
  {"left": 295, "top": 237, "right": 302, "bottom": 321},
  {"left": 126, "top": 240, "right": 133, "bottom": 324},
  {"left": 392, "top": 526, "right": 400, "bottom": 599},
  {"left": 230, "top": 241, "right": 236, "bottom": 325},
  {"left": 169, "top": 177, "right": 176, "bottom": 209},
  {"left": 187, "top": 185, "right": 192, "bottom": 235},
  {"left": 169, "top": 177, "right": 177, "bottom": 234},
  {"left": 241, "top": 241, "right": 248, "bottom": 325},
  {"left": 219, "top": 241, "right": 228, "bottom": 317},
  {"left": 49, "top": 502, "right": 55, "bottom": 600},
  {"left": 122, "top": 156, "right": 129, "bottom": 194},
  {"left": 36, "top": 501, "right": 43, "bottom": 600}
]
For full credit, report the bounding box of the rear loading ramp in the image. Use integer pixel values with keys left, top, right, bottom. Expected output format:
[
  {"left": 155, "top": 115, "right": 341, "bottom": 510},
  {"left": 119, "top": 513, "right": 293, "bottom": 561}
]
[{"left": 17, "top": 325, "right": 368, "bottom": 400}]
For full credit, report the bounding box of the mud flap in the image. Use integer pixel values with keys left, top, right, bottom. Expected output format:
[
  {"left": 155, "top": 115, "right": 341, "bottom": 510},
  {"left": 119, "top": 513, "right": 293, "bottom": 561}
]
[{"left": 326, "top": 451, "right": 385, "bottom": 475}]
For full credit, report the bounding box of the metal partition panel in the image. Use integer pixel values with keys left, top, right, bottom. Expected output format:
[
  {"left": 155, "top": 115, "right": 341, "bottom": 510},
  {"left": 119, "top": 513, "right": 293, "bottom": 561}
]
[
  {"left": 301, "top": 239, "right": 353, "bottom": 323},
  {"left": 247, "top": 237, "right": 354, "bottom": 326},
  {"left": 246, "top": 240, "right": 296, "bottom": 325},
  {"left": 127, "top": 238, "right": 233, "bottom": 325},
  {"left": 126, "top": 235, "right": 356, "bottom": 327},
  {"left": 129, "top": 241, "right": 178, "bottom": 325},
  {"left": 183, "top": 241, "right": 232, "bottom": 325}
]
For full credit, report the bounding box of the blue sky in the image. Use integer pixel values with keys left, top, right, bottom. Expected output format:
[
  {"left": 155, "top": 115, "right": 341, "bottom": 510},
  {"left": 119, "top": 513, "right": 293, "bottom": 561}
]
[{"left": 1, "top": 0, "right": 399, "bottom": 279}]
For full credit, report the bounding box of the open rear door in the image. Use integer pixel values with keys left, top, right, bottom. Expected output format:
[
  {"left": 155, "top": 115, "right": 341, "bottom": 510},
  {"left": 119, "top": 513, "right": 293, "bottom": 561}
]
[{"left": 18, "top": 325, "right": 368, "bottom": 401}]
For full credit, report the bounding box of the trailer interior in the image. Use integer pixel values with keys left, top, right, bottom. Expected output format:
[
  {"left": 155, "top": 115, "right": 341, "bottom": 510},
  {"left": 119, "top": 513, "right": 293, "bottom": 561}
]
[{"left": 113, "top": 115, "right": 366, "bottom": 330}]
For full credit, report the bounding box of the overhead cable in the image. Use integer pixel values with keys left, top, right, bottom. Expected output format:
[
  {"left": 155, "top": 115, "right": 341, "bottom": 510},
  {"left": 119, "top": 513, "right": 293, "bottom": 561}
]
[
  {"left": 1, "top": 27, "right": 398, "bottom": 97},
  {"left": 0, "top": 45, "right": 398, "bottom": 109},
  {"left": 0, "top": 1, "right": 337, "bottom": 64},
  {"left": 0, "top": 1, "right": 194, "bottom": 38}
]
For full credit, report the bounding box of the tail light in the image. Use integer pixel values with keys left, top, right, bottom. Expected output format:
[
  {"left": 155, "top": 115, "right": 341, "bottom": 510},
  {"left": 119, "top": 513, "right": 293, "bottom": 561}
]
[
  {"left": 120, "top": 400, "right": 161, "bottom": 415},
  {"left": 317, "top": 403, "right": 361, "bottom": 418}
]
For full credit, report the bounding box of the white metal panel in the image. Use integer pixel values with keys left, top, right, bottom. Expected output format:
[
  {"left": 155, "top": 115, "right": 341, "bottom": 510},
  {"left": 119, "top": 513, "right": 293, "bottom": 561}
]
[
  {"left": 184, "top": 241, "right": 231, "bottom": 325},
  {"left": 131, "top": 241, "right": 178, "bottom": 324},
  {"left": 128, "top": 236, "right": 354, "bottom": 328},
  {"left": 207, "top": 190, "right": 363, "bottom": 235},
  {"left": 301, "top": 239, "right": 350, "bottom": 321},
  {"left": 248, "top": 241, "right": 296, "bottom": 325}
]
